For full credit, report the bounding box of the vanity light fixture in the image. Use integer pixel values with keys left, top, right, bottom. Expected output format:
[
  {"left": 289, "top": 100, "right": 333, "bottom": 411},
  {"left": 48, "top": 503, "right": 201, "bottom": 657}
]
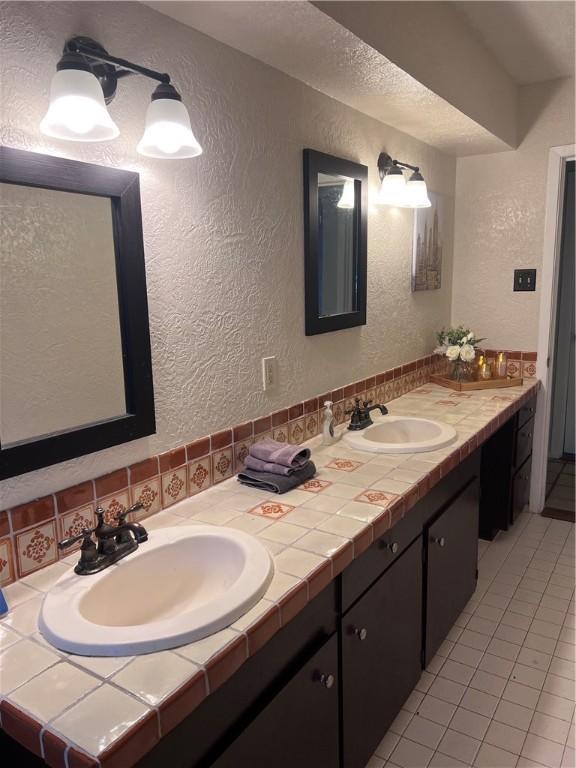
[
  {"left": 337, "top": 179, "right": 355, "bottom": 209},
  {"left": 376, "top": 152, "right": 431, "bottom": 208},
  {"left": 40, "top": 37, "right": 202, "bottom": 159}
]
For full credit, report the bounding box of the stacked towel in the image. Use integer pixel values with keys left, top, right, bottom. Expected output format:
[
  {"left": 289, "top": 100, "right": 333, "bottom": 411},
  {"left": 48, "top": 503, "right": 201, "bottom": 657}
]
[{"left": 237, "top": 437, "right": 316, "bottom": 494}]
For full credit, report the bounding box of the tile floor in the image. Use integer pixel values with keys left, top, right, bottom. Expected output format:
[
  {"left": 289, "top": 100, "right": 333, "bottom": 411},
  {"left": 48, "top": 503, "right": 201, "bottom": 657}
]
[
  {"left": 368, "top": 512, "right": 575, "bottom": 768},
  {"left": 546, "top": 460, "right": 575, "bottom": 516}
]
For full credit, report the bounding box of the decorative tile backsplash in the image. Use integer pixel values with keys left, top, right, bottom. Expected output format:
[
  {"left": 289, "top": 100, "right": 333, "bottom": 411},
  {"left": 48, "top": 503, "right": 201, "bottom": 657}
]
[{"left": 0, "top": 350, "right": 537, "bottom": 584}]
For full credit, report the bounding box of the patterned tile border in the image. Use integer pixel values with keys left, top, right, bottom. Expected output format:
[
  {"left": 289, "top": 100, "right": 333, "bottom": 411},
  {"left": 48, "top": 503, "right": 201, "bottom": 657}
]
[
  {"left": 0, "top": 350, "right": 537, "bottom": 584},
  {"left": 0, "top": 380, "right": 541, "bottom": 768}
]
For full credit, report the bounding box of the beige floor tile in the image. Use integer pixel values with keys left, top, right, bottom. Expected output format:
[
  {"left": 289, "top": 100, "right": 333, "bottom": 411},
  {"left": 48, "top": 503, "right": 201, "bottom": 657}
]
[
  {"left": 511, "top": 663, "right": 547, "bottom": 690},
  {"left": 449, "top": 644, "right": 484, "bottom": 669},
  {"left": 450, "top": 707, "right": 491, "bottom": 740},
  {"left": 529, "top": 712, "right": 571, "bottom": 745},
  {"left": 503, "top": 681, "right": 541, "bottom": 709},
  {"left": 470, "top": 669, "right": 507, "bottom": 697},
  {"left": 521, "top": 733, "right": 565, "bottom": 768},
  {"left": 536, "top": 691, "right": 576, "bottom": 722},
  {"left": 493, "top": 698, "right": 534, "bottom": 731},
  {"left": 474, "top": 742, "right": 519, "bottom": 768},
  {"left": 403, "top": 715, "right": 446, "bottom": 750},
  {"left": 460, "top": 687, "right": 500, "bottom": 718},
  {"left": 438, "top": 728, "right": 481, "bottom": 765},
  {"left": 390, "top": 736, "right": 434, "bottom": 767},
  {"left": 478, "top": 652, "right": 515, "bottom": 679},
  {"left": 440, "top": 659, "right": 476, "bottom": 686},
  {"left": 485, "top": 719, "right": 527, "bottom": 755},
  {"left": 416, "top": 695, "right": 457, "bottom": 727},
  {"left": 374, "top": 730, "right": 400, "bottom": 759},
  {"left": 428, "top": 676, "right": 467, "bottom": 706}
]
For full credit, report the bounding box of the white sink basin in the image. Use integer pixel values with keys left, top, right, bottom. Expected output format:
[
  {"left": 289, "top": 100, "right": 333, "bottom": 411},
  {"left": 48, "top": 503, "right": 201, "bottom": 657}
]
[
  {"left": 344, "top": 416, "right": 457, "bottom": 454},
  {"left": 39, "top": 525, "right": 274, "bottom": 656}
]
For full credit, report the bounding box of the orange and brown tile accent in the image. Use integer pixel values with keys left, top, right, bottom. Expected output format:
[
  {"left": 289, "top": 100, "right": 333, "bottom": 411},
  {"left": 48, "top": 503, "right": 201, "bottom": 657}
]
[{"left": 0, "top": 350, "right": 537, "bottom": 585}]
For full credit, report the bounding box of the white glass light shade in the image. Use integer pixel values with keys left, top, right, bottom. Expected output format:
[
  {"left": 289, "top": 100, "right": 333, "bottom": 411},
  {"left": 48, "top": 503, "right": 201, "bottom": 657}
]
[
  {"left": 337, "top": 179, "right": 355, "bottom": 209},
  {"left": 376, "top": 170, "right": 406, "bottom": 206},
  {"left": 404, "top": 177, "right": 431, "bottom": 208},
  {"left": 137, "top": 98, "right": 202, "bottom": 159},
  {"left": 40, "top": 69, "right": 119, "bottom": 141}
]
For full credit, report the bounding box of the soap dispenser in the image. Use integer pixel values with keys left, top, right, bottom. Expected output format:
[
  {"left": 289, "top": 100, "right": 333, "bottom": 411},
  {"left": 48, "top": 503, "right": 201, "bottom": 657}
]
[{"left": 321, "top": 401, "right": 339, "bottom": 446}]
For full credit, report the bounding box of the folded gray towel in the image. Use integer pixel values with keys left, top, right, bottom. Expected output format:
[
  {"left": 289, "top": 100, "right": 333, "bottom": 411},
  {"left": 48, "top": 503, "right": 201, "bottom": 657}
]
[
  {"left": 237, "top": 461, "right": 316, "bottom": 494},
  {"left": 244, "top": 455, "right": 294, "bottom": 476},
  {"left": 249, "top": 437, "right": 311, "bottom": 469}
]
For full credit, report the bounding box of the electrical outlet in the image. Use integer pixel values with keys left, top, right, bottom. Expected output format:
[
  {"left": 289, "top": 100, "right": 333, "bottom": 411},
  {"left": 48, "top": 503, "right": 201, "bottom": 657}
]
[
  {"left": 513, "top": 269, "right": 537, "bottom": 292},
  {"left": 261, "top": 356, "right": 277, "bottom": 391}
]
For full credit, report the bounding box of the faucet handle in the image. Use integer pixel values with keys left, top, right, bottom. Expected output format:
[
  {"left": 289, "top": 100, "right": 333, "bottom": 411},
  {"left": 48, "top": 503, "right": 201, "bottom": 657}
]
[
  {"left": 58, "top": 527, "right": 95, "bottom": 551},
  {"left": 115, "top": 502, "right": 144, "bottom": 524},
  {"left": 363, "top": 400, "right": 372, "bottom": 408}
]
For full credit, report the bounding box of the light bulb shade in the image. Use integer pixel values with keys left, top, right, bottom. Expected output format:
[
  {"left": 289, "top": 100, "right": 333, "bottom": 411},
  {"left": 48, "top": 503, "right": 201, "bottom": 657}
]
[
  {"left": 376, "top": 168, "right": 406, "bottom": 206},
  {"left": 337, "top": 179, "right": 355, "bottom": 209},
  {"left": 40, "top": 69, "right": 119, "bottom": 141},
  {"left": 404, "top": 172, "right": 431, "bottom": 208},
  {"left": 137, "top": 98, "right": 202, "bottom": 159}
]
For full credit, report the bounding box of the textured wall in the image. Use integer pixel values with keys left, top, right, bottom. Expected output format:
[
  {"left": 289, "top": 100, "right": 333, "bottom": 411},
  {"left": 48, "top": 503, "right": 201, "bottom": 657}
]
[
  {"left": 0, "top": 1, "right": 455, "bottom": 507},
  {"left": 452, "top": 78, "right": 575, "bottom": 350}
]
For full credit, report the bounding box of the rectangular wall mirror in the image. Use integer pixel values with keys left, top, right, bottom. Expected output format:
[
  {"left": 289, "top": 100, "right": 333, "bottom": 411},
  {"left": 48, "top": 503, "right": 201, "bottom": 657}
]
[
  {"left": 303, "top": 149, "right": 368, "bottom": 335},
  {"left": 0, "top": 147, "right": 155, "bottom": 479}
]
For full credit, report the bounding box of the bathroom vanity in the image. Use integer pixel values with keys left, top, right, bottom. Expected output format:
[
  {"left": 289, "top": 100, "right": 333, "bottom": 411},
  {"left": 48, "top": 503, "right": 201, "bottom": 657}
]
[
  {"left": 133, "top": 453, "right": 479, "bottom": 768},
  {"left": 0, "top": 382, "right": 539, "bottom": 768}
]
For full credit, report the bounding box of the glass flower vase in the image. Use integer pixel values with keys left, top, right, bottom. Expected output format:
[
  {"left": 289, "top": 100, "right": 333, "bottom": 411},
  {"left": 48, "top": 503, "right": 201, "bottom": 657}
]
[{"left": 450, "top": 359, "right": 473, "bottom": 382}]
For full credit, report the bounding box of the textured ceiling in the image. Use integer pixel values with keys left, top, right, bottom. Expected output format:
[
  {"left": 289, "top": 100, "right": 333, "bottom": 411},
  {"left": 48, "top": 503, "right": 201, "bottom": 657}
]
[
  {"left": 453, "top": 1, "right": 575, "bottom": 85},
  {"left": 146, "top": 1, "right": 512, "bottom": 156}
]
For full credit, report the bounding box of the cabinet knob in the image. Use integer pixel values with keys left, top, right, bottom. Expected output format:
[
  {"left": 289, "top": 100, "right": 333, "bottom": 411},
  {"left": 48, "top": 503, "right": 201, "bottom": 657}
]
[
  {"left": 317, "top": 673, "right": 335, "bottom": 689},
  {"left": 431, "top": 536, "right": 446, "bottom": 547},
  {"left": 354, "top": 627, "right": 368, "bottom": 641},
  {"left": 382, "top": 541, "right": 399, "bottom": 554}
]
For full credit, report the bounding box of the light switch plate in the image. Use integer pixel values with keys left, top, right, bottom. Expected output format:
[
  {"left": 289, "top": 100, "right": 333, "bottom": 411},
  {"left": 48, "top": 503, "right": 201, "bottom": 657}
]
[
  {"left": 513, "top": 269, "right": 537, "bottom": 292},
  {"left": 261, "top": 356, "right": 277, "bottom": 391}
]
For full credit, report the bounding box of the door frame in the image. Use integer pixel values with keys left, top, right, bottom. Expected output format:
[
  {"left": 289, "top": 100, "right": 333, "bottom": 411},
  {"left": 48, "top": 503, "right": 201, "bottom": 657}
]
[{"left": 531, "top": 144, "right": 575, "bottom": 513}]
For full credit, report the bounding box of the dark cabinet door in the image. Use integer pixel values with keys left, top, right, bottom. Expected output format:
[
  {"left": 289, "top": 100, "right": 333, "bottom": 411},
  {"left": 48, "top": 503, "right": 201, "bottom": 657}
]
[
  {"left": 342, "top": 537, "right": 423, "bottom": 768},
  {"left": 425, "top": 478, "right": 479, "bottom": 665},
  {"left": 210, "top": 633, "right": 339, "bottom": 768},
  {"left": 512, "top": 456, "right": 532, "bottom": 522}
]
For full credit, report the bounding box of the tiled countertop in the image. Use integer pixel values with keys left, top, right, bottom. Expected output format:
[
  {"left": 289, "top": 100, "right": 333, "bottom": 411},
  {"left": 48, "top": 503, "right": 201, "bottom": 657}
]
[{"left": 0, "top": 380, "right": 539, "bottom": 768}]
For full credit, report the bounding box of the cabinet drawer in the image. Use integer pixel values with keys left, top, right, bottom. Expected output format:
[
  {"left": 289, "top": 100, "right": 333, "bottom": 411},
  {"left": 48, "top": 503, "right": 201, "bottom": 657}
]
[
  {"left": 518, "top": 397, "right": 536, "bottom": 429},
  {"left": 515, "top": 416, "right": 534, "bottom": 469},
  {"left": 341, "top": 504, "right": 423, "bottom": 612}
]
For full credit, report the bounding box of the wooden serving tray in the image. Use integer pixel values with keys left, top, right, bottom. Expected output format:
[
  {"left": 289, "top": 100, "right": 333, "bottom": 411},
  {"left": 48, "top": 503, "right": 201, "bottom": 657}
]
[{"left": 431, "top": 374, "right": 523, "bottom": 392}]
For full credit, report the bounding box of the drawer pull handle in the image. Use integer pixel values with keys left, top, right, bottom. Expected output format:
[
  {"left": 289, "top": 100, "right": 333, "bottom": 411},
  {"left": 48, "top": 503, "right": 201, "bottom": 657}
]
[
  {"left": 317, "top": 673, "right": 335, "bottom": 689},
  {"left": 354, "top": 627, "right": 368, "bottom": 641},
  {"left": 431, "top": 536, "right": 446, "bottom": 547}
]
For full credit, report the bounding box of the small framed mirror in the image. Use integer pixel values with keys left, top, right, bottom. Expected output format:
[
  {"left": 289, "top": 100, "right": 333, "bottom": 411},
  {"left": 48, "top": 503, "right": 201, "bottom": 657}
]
[
  {"left": 303, "top": 149, "right": 368, "bottom": 335},
  {"left": 0, "top": 147, "right": 155, "bottom": 479}
]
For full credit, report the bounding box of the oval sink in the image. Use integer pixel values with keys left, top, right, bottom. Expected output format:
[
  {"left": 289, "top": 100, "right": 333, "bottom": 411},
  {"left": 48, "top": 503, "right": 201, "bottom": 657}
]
[
  {"left": 344, "top": 416, "right": 457, "bottom": 454},
  {"left": 39, "top": 525, "right": 274, "bottom": 656}
]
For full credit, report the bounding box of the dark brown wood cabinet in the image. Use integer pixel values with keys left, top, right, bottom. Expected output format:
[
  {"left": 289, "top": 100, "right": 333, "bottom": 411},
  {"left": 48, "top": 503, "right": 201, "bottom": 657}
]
[
  {"left": 425, "top": 478, "right": 480, "bottom": 665},
  {"left": 480, "top": 397, "right": 536, "bottom": 539},
  {"left": 342, "top": 538, "right": 423, "bottom": 768},
  {"left": 211, "top": 633, "right": 339, "bottom": 768}
]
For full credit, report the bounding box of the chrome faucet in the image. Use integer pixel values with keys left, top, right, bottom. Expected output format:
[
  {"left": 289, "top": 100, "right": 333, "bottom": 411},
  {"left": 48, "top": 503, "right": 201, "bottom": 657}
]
[
  {"left": 58, "top": 503, "right": 148, "bottom": 575},
  {"left": 346, "top": 398, "right": 388, "bottom": 431}
]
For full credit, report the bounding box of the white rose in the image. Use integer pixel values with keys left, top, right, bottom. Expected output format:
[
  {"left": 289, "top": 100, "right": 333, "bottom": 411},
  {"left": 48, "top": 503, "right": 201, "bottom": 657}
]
[
  {"left": 460, "top": 344, "right": 476, "bottom": 362},
  {"left": 446, "top": 345, "right": 461, "bottom": 361}
]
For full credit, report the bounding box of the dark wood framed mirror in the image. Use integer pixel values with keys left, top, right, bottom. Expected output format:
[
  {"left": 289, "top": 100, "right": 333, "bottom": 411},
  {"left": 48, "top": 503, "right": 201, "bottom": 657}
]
[
  {"left": 303, "top": 149, "right": 368, "bottom": 336},
  {"left": 0, "top": 146, "right": 155, "bottom": 479}
]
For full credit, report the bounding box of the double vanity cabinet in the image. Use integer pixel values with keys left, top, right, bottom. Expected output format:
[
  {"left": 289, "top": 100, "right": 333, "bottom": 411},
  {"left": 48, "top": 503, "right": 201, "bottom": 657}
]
[{"left": 136, "top": 452, "right": 481, "bottom": 768}]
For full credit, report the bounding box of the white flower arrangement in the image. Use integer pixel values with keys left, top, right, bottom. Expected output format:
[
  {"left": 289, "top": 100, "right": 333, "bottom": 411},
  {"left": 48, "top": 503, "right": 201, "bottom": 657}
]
[{"left": 434, "top": 327, "right": 485, "bottom": 363}]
